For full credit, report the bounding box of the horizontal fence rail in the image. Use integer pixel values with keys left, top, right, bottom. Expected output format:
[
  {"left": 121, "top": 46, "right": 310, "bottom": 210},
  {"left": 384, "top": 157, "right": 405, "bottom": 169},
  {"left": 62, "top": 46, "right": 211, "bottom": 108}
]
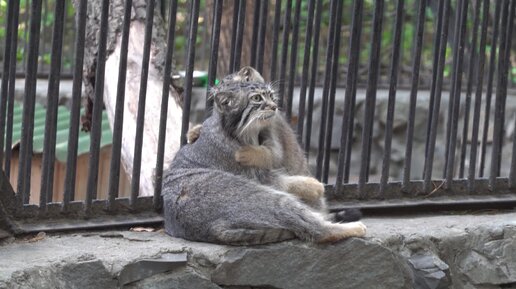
[{"left": 0, "top": 0, "right": 515, "bottom": 226}]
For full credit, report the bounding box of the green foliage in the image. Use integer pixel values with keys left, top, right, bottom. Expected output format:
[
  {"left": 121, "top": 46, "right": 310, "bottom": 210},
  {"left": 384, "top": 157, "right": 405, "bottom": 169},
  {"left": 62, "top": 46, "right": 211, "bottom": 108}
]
[
  {"left": 0, "top": 0, "right": 514, "bottom": 86},
  {"left": 0, "top": 0, "right": 75, "bottom": 73}
]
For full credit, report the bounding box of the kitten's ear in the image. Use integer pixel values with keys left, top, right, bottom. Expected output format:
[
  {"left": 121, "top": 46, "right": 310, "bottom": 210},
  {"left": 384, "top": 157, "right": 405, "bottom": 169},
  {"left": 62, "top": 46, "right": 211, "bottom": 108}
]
[
  {"left": 213, "top": 91, "right": 236, "bottom": 112},
  {"left": 236, "top": 66, "right": 265, "bottom": 83}
]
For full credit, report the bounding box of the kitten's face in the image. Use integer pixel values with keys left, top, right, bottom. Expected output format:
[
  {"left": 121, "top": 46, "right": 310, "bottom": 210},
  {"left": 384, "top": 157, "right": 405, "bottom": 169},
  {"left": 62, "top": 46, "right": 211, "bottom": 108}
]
[{"left": 213, "top": 81, "right": 278, "bottom": 139}]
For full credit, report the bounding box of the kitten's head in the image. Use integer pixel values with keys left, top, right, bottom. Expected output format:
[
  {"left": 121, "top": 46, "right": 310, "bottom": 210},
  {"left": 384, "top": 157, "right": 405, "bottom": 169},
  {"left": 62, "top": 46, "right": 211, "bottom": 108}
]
[
  {"left": 211, "top": 67, "right": 278, "bottom": 140},
  {"left": 221, "top": 66, "right": 265, "bottom": 83}
]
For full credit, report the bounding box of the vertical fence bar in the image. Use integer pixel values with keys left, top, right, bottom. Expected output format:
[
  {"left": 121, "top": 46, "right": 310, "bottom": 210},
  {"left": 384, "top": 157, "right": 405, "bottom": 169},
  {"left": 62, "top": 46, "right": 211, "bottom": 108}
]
[
  {"left": 303, "top": 0, "right": 323, "bottom": 156},
  {"left": 342, "top": 91, "right": 359, "bottom": 182},
  {"left": 443, "top": 0, "right": 464, "bottom": 179},
  {"left": 444, "top": 0, "right": 468, "bottom": 187},
  {"left": 296, "top": 0, "right": 315, "bottom": 142},
  {"left": 62, "top": 0, "right": 87, "bottom": 211},
  {"left": 205, "top": 0, "right": 223, "bottom": 117},
  {"left": 358, "top": 0, "right": 384, "bottom": 191},
  {"left": 379, "top": 0, "right": 404, "bottom": 194},
  {"left": 336, "top": 0, "right": 363, "bottom": 190},
  {"left": 424, "top": 0, "right": 444, "bottom": 164},
  {"left": 495, "top": 1, "right": 514, "bottom": 177},
  {"left": 489, "top": 0, "right": 510, "bottom": 189},
  {"left": 130, "top": 0, "right": 156, "bottom": 206},
  {"left": 40, "top": 0, "right": 66, "bottom": 208},
  {"left": 106, "top": 0, "right": 133, "bottom": 211},
  {"left": 154, "top": 0, "right": 179, "bottom": 211},
  {"left": 458, "top": 0, "right": 481, "bottom": 178},
  {"left": 479, "top": 0, "right": 501, "bottom": 177},
  {"left": 278, "top": 0, "right": 292, "bottom": 108},
  {"left": 402, "top": 0, "right": 426, "bottom": 189},
  {"left": 285, "top": 0, "right": 301, "bottom": 122},
  {"left": 508, "top": 1, "right": 516, "bottom": 188},
  {"left": 231, "top": 0, "right": 246, "bottom": 72},
  {"left": 442, "top": 0, "right": 463, "bottom": 179},
  {"left": 180, "top": 0, "right": 200, "bottom": 146},
  {"left": 270, "top": 0, "right": 282, "bottom": 80},
  {"left": 229, "top": 0, "right": 240, "bottom": 73},
  {"left": 511, "top": 120, "right": 516, "bottom": 188},
  {"left": 85, "top": 0, "right": 110, "bottom": 211},
  {"left": 250, "top": 1, "right": 261, "bottom": 67},
  {"left": 315, "top": 0, "right": 338, "bottom": 180},
  {"left": 322, "top": 0, "right": 344, "bottom": 183},
  {"left": 17, "top": 0, "right": 43, "bottom": 205},
  {"left": 160, "top": 0, "right": 166, "bottom": 20},
  {"left": 423, "top": 0, "right": 451, "bottom": 192},
  {"left": 4, "top": 0, "right": 20, "bottom": 179},
  {"left": 468, "top": 0, "right": 489, "bottom": 190},
  {"left": 255, "top": 0, "right": 268, "bottom": 73},
  {"left": 0, "top": 0, "right": 15, "bottom": 168}
]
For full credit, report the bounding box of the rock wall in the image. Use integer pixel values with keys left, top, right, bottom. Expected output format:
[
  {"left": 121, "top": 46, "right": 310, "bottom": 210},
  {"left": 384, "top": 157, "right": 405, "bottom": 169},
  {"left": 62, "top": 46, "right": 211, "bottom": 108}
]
[{"left": 1, "top": 212, "right": 515, "bottom": 289}]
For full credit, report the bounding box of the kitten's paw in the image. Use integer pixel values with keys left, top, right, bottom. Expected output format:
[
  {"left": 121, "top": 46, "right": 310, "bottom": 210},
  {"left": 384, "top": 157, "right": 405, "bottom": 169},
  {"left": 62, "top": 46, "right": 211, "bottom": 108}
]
[
  {"left": 303, "top": 177, "right": 325, "bottom": 198},
  {"left": 235, "top": 146, "right": 271, "bottom": 168},
  {"left": 281, "top": 176, "right": 324, "bottom": 201},
  {"left": 234, "top": 146, "right": 256, "bottom": 166},
  {"left": 187, "top": 124, "right": 203, "bottom": 144},
  {"left": 318, "top": 221, "right": 367, "bottom": 243},
  {"left": 343, "top": 221, "right": 367, "bottom": 237}
]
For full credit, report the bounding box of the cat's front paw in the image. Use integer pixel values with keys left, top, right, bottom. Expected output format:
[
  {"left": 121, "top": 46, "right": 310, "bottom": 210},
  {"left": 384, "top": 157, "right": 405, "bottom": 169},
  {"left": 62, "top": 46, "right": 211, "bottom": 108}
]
[{"left": 235, "top": 146, "right": 272, "bottom": 168}]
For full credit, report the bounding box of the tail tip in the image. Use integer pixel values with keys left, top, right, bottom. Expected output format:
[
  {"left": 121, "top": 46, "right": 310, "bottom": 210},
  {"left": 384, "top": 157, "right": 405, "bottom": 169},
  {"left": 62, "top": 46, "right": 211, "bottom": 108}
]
[{"left": 334, "top": 208, "right": 362, "bottom": 223}]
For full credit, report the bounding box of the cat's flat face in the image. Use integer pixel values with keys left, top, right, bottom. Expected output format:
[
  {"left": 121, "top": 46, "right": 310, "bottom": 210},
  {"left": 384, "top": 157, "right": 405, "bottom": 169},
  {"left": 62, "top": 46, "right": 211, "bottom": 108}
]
[{"left": 213, "top": 81, "right": 278, "bottom": 139}]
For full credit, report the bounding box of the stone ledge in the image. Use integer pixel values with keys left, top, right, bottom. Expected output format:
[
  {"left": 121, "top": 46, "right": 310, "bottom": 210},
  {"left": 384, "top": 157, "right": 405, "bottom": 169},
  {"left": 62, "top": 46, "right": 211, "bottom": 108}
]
[{"left": 1, "top": 211, "right": 515, "bottom": 289}]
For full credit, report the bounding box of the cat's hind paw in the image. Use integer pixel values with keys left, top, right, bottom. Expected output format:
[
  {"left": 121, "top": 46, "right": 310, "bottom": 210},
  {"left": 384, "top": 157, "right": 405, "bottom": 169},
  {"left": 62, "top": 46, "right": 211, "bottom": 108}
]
[
  {"left": 318, "top": 221, "right": 367, "bottom": 243},
  {"left": 344, "top": 221, "right": 367, "bottom": 237},
  {"left": 282, "top": 176, "right": 325, "bottom": 201}
]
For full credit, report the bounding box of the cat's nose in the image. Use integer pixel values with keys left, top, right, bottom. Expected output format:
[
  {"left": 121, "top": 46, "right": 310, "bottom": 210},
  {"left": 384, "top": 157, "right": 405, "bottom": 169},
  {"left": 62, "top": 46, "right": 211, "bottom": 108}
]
[{"left": 267, "top": 102, "right": 278, "bottom": 111}]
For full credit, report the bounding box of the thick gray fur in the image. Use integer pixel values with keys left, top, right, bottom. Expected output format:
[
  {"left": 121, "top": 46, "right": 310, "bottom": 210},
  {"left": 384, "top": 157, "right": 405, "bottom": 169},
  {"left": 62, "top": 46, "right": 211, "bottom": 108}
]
[{"left": 162, "top": 68, "right": 365, "bottom": 245}]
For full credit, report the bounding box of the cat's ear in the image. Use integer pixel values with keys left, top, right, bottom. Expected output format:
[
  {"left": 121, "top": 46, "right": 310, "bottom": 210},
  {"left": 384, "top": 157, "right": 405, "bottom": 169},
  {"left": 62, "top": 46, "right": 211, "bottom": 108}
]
[
  {"left": 213, "top": 91, "right": 236, "bottom": 112},
  {"left": 236, "top": 66, "right": 264, "bottom": 83}
]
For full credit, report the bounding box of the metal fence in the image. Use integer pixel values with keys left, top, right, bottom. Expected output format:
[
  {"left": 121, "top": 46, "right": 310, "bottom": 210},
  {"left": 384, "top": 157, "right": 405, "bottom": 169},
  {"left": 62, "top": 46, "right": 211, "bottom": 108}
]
[{"left": 0, "top": 0, "right": 515, "bottom": 231}]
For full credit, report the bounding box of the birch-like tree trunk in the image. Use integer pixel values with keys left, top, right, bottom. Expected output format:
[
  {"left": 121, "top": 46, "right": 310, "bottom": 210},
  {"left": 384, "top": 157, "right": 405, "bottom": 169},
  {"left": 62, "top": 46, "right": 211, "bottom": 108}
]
[{"left": 76, "top": 0, "right": 182, "bottom": 196}]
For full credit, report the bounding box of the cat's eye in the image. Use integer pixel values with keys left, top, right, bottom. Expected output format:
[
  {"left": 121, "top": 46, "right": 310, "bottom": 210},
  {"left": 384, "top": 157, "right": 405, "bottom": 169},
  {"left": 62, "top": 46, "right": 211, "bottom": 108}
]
[{"left": 250, "top": 94, "right": 262, "bottom": 102}]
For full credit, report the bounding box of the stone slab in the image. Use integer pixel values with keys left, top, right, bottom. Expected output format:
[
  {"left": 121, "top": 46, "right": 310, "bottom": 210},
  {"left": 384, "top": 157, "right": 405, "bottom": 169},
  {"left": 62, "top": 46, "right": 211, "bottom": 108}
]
[{"left": 0, "top": 211, "right": 515, "bottom": 289}]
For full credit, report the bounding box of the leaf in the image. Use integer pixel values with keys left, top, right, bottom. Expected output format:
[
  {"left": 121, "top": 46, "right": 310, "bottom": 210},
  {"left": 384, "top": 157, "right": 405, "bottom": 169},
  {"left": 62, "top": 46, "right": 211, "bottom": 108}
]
[
  {"left": 28, "top": 232, "right": 46, "bottom": 243},
  {"left": 129, "top": 227, "right": 155, "bottom": 232}
]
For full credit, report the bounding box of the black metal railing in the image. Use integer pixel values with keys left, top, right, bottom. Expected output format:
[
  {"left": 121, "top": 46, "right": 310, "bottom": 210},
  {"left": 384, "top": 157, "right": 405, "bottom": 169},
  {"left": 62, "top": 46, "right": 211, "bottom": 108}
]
[{"left": 0, "top": 0, "right": 515, "bottom": 229}]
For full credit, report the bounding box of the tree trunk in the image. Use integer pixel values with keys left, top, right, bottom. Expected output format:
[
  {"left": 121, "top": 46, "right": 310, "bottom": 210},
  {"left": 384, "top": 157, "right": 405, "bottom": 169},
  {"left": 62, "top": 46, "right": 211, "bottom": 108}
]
[
  {"left": 76, "top": 0, "right": 182, "bottom": 196},
  {"left": 0, "top": 170, "right": 18, "bottom": 234},
  {"left": 210, "top": 1, "right": 272, "bottom": 80}
]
